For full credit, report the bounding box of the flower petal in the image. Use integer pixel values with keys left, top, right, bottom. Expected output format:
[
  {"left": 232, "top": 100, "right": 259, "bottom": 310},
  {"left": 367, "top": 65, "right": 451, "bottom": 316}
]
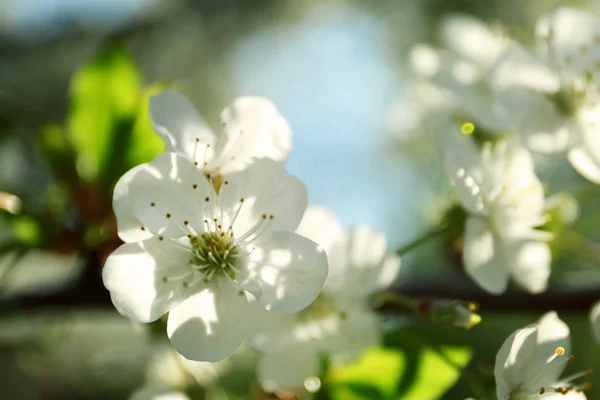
[
  {"left": 537, "top": 7, "right": 600, "bottom": 86},
  {"left": 102, "top": 238, "right": 191, "bottom": 323},
  {"left": 568, "top": 145, "right": 600, "bottom": 184},
  {"left": 258, "top": 345, "right": 320, "bottom": 392},
  {"left": 503, "top": 240, "right": 551, "bottom": 294},
  {"left": 440, "top": 13, "right": 506, "bottom": 68},
  {"left": 149, "top": 89, "right": 216, "bottom": 162},
  {"left": 167, "top": 276, "right": 248, "bottom": 362},
  {"left": 494, "top": 324, "right": 538, "bottom": 399},
  {"left": 219, "top": 159, "right": 307, "bottom": 237},
  {"left": 522, "top": 311, "right": 570, "bottom": 391},
  {"left": 462, "top": 217, "right": 509, "bottom": 294},
  {"left": 326, "top": 226, "right": 399, "bottom": 297},
  {"left": 126, "top": 153, "right": 214, "bottom": 238},
  {"left": 113, "top": 163, "right": 154, "bottom": 243},
  {"left": 442, "top": 136, "right": 487, "bottom": 215},
  {"left": 130, "top": 386, "right": 191, "bottom": 400},
  {"left": 212, "top": 97, "right": 292, "bottom": 173},
  {"left": 295, "top": 206, "right": 344, "bottom": 256},
  {"left": 239, "top": 231, "right": 328, "bottom": 314}
]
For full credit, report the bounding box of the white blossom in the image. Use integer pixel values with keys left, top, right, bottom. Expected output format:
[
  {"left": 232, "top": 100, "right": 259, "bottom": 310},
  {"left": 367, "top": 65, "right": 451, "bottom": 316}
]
[
  {"left": 489, "top": 7, "right": 600, "bottom": 183},
  {"left": 103, "top": 153, "right": 328, "bottom": 362},
  {"left": 495, "top": 311, "right": 590, "bottom": 399},
  {"left": 149, "top": 89, "right": 292, "bottom": 177},
  {"left": 443, "top": 137, "right": 552, "bottom": 294},
  {"left": 250, "top": 207, "right": 400, "bottom": 392},
  {"left": 407, "top": 14, "right": 514, "bottom": 134}
]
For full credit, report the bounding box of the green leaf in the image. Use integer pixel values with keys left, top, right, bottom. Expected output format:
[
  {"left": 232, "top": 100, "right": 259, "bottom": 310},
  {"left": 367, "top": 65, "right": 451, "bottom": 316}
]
[
  {"left": 68, "top": 43, "right": 141, "bottom": 181},
  {"left": 126, "top": 83, "right": 167, "bottom": 167},
  {"left": 399, "top": 346, "right": 471, "bottom": 400},
  {"left": 328, "top": 348, "right": 404, "bottom": 400}
]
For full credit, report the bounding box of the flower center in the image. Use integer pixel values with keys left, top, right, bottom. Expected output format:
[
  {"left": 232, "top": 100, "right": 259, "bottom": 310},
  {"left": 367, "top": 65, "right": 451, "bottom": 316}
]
[{"left": 189, "top": 231, "right": 240, "bottom": 280}]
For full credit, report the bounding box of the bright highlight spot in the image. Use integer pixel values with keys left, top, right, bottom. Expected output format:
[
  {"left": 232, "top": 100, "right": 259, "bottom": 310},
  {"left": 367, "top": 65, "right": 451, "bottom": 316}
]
[
  {"left": 304, "top": 376, "right": 321, "bottom": 393},
  {"left": 460, "top": 122, "right": 475, "bottom": 135}
]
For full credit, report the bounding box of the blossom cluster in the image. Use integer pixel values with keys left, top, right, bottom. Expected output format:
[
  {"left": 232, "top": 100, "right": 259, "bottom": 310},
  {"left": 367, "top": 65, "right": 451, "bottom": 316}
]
[{"left": 100, "top": 8, "right": 600, "bottom": 399}]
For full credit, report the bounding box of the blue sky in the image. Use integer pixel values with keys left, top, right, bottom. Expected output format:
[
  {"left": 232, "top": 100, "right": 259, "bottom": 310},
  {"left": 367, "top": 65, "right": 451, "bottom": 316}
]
[{"left": 230, "top": 5, "right": 422, "bottom": 246}]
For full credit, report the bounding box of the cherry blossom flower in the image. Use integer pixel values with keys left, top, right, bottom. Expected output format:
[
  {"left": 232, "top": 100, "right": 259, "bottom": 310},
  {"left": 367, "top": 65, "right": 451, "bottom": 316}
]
[
  {"left": 495, "top": 311, "right": 590, "bottom": 399},
  {"left": 103, "top": 153, "right": 328, "bottom": 362},
  {"left": 443, "top": 137, "right": 552, "bottom": 294},
  {"left": 250, "top": 207, "right": 400, "bottom": 392},
  {"left": 489, "top": 7, "right": 600, "bottom": 183},
  {"left": 149, "top": 89, "right": 292, "bottom": 178}
]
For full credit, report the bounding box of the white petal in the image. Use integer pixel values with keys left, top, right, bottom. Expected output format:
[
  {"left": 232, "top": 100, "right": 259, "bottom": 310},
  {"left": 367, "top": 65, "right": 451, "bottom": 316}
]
[
  {"left": 591, "top": 301, "right": 600, "bottom": 344},
  {"left": 102, "top": 238, "right": 190, "bottom": 323},
  {"left": 462, "top": 217, "right": 509, "bottom": 294},
  {"left": 258, "top": 345, "right": 320, "bottom": 392},
  {"left": 149, "top": 89, "right": 216, "bottom": 162},
  {"left": 327, "top": 226, "right": 398, "bottom": 297},
  {"left": 113, "top": 164, "right": 155, "bottom": 243},
  {"left": 503, "top": 240, "right": 551, "bottom": 294},
  {"left": 494, "top": 324, "right": 539, "bottom": 399},
  {"left": 167, "top": 276, "right": 248, "bottom": 362},
  {"left": 537, "top": 7, "right": 600, "bottom": 85},
  {"left": 442, "top": 135, "right": 486, "bottom": 215},
  {"left": 489, "top": 43, "right": 559, "bottom": 93},
  {"left": 568, "top": 145, "right": 600, "bottom": 184},
  {"left": 440, "top": 13, "right": 506, "bottom": 68},
  {"left": 521, "top": 312, "right": 570, "bottom": 393},
  {"left": 240, "top": 231, "right": 328, "bottom": 314},
  {"left": 212, "top": 97, "right": 292, "bottom": 173},
  {"left": 126, "top": 153, "right": 214, "bottom": 238},
  {"left": 295, "top": 206, "right": 344, "bottom": 256},
  {"left": 219, "top": 159, "right": 307, "bottom": 237},
  {"left": 130, "top": 386, "right": 191, "bottom": 400}
]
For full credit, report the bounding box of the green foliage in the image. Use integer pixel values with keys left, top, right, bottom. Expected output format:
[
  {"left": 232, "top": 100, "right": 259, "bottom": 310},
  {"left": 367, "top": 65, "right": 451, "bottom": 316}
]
[
  {"left": 327, "top": 337, "right": 472, "bottom": 400},
  {"left": 68, "top": 44, "right": 141, "bottom": 182}
]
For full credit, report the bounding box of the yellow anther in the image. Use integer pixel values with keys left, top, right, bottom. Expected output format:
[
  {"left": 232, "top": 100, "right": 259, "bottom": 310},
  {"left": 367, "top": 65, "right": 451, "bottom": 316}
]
[
  {"left": 460, "top": 122, "right": 475, "bottom": 135},
  {"left": 556, "top": 347, "right": 565, "bottom": 356}
]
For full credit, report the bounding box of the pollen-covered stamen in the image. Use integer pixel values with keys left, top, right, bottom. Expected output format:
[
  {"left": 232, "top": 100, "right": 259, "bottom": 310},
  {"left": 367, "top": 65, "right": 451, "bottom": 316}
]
[
  {"left": 189, "top": 231, "right": 240, "bottom": 280},
  {"left": 533, "top": 347, "right": 593, "bottom": 397},
  {"left": 235, "top": 214, "right": 274, "bottom": 244}
]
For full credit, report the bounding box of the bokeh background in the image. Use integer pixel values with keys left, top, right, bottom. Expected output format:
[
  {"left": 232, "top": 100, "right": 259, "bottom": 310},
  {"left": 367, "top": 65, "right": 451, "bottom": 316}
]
[{"left": 1, "top": 0, "right": 599, "bottom": 399}]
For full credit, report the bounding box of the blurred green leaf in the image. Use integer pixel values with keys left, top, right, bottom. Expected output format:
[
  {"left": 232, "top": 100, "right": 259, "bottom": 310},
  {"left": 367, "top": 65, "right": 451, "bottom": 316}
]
[
  {"left": 400, "top": 346, "right": 471, "bottom": 400},
  {"left": 328, "top": 348, "right": 404, "bottom": 400},
  {"left": 11, "top": 216, "right": 42, "bottom": 246},
  {"left": 126, "top": 84, "right": 167, "bottom": 167},
  {"left": 68, "top": 43, "right": 141, "bottom": 181}
]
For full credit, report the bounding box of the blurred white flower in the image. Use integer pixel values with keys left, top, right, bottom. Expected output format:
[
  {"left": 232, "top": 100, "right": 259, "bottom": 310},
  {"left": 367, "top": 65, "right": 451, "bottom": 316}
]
[
  {"left": 250, "top": 206, "right": 400, "bottom": 392},
  {"left": 495, "top": 311, "right": 590, "bottom": 399},
  {"left": 149, "top": 89, "right": 292, "bottom": 177},
  {"left": 591, "top": 301, "right": 600, "bottom": 344},
  {"left": 103, "top": 154, "right": 328, "bottom": 362},
  {"left": 444, "top": 137, "right": 552, "bottom": 294},
  {"left": 407, "top": 14, "right": 514, "bottom": 133},
  {"left": 130, "top": 386, "right": 190, "bottom": 400},
  {"left": 489, "top": 7, "right": 600, "bottom": 183}
]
